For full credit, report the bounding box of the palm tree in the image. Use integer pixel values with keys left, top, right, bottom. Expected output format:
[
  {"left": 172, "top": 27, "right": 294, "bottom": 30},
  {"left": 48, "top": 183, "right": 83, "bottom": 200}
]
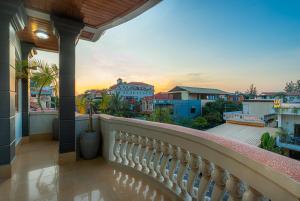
[
  {"left": 30, "top": 60, "right": 59, "bottom": 111},
  {"left": 109, "top": 92, "right": 123, "bottom": 115}
]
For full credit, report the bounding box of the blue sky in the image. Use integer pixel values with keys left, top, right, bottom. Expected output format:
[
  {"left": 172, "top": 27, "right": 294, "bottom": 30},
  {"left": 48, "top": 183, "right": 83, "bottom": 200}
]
[{"left": 36, "top": 0, "right": 300, "bottom": 94}]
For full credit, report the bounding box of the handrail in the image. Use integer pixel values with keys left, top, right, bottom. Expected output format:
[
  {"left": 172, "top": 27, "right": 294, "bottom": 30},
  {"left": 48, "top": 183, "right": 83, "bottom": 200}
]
[{"left": 99, "top": 114, "right": 300, "bottom": 201}]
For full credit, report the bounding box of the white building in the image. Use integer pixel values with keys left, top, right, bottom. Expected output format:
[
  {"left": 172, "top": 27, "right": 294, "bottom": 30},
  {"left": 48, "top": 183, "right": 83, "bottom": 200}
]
[
  {"left": 223, "top": 99, "right": 277, "bottom": 127},
  {"left": 108, "top": 78, "right": 154, "bottom": 101},
  {"left": 277, "top": 103, "right": 300, "bottom": 136}
]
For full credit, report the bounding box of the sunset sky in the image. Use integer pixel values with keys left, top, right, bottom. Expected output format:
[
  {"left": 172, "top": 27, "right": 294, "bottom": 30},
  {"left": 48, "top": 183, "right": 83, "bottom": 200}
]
[{"left": 34, "top": 0, "right": 300, "bottom": 95}]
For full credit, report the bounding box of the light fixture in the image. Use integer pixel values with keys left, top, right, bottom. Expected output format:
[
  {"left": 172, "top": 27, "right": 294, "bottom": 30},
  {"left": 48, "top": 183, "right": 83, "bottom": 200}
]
[{"left": 35, "top": 30, "right": 49, "bottom": 39}]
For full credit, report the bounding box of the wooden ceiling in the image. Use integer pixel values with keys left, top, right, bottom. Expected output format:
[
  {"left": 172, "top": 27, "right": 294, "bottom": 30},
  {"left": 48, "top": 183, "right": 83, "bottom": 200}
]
[
  {"left": 17, "top": 17, "right": 58, "bottom": 51},
  {"left": 18, "top": 0, "right": 153, "bottom": 52},
  {"left": 25, "top": 0, "right": 148, "bottom": 28}
]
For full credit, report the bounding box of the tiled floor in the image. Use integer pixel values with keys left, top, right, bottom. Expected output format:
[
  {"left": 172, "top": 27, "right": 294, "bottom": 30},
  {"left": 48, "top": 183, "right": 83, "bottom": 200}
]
[{"left": 0, "top": 140, "right": 176, "bottom": 201}]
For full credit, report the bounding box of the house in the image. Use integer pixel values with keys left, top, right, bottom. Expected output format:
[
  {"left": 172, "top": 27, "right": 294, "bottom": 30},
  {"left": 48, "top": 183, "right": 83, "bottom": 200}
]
[
  {"left": 223, "top": 99, "right": 277, "bottom": 127},
  {"left": 84, "top": 89, "right": 106, "bottom": 100},
  {"left": 276, "top": 103, "right": 300, "bottom": 159},
  {"left": 258, "top": 91, "right": 300, "bottom": 103},
  {"left": 142, "top": 92, "right": 201, "bottom": 120},
  {"left": 108, "top": 78, "right": 154, "bottom": 101},
  {"left": 30, "top": 86, "right": 55, "bottom": 111},
  {"left": 141, "top": 92, "right": 173, "bottom": 113},
  {"left": 168, "top": 86, "right": 230, "bottom": 107},
  {"left": 258, "top": 92, "right": 286, "bottom": 100},
  {"left": 285, "top": 92, "right": 300, "bottom": 103}
]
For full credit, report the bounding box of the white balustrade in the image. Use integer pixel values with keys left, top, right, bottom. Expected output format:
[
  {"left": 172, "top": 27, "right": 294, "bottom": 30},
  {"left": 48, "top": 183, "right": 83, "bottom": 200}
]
[{"left": 100, "top": 114, "right": 300, "bottom": 201}]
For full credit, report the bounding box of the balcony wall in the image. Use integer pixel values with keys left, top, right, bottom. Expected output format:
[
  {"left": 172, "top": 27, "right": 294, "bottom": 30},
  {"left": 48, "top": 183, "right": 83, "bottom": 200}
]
[
  {"left": 27, "top": 112, "right": 300, "bottom": 201},
  {"left": 29, "top": 111, "right": 58, "bottom": 135},
  {"left": 100, "top": 114, "right": 300, "bottom": 201}
]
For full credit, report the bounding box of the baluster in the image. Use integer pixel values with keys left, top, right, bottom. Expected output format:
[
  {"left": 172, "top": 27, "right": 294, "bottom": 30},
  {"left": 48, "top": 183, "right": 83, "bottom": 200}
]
[
  {"left": 113, "top": 131, "right": 122, "bottom": 163},
  {"left": 187, "top": 154, "right": 201, "bottom": 200},
  {"left": 226, "top": 174, "right": 243, "bottom": 201},
  {"left": 169, "top": 145, "right": 180, "bottom": 192},
  {"left": 126, "top": 134, "right": 135, "bottom": 168},
  {"left": 133, "top": 136, "right": 142, "bottom": 170},
  {"left": 177, "top": 149, "right": 190, "bottom": 199},
  {"left": 148, "top": 139, "right": 157, "bottom": 178},
  {"left": 197, "top": 159, "right": 212, "bottom": 201},
  {"left": 153, "top": 140, "right": 163, "bottom": 181},
  {"left": 161, "top": 142, "right": 171, "bottom": 185},
  {"left": 137, "top": 136, "right": 148, "bottom": 172},
  {"left": 144, "top": 138, "right": 155, "bottom": 175},
  {"left": 242, "top": 186, "right": 262, "bottom": 201},
  {"left": 156, "top": 141, "right": 166, "bottom": 182},
  {"left": 141, "top": 137, "right": 150, "bottom": 174},
  {"left": 211, "top": 165, "right": 227, "bottom": 201},
  {"left": 120, "top": 132, "right": 129, "bottom": 165}
]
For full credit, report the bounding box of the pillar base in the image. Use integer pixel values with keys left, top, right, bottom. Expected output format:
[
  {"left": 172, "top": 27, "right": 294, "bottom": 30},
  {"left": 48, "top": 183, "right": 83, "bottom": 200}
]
[
  {"left": 58, "top": 152, "right": 76, "bottom": 165},
  {"left": 0, "top": 160, "right": 15, "bottom": 179}
]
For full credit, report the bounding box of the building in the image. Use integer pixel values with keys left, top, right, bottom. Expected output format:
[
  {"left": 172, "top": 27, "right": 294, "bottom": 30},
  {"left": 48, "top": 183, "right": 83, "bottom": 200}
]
[
  {"left": 172, "top": 100, "right": 201, "bottom": 120},
  {"left": 141, "top": 92, "right": 173, "bottom": 113},
  {"left": 84, "top": 89, "right": 105, "bottom": 100},
  {"left": 285, "top": 92, "right": 300, "bottom": 103},
  {"left": 168, "top": 86, "right": 230, "bottom": 107},
  {"left": 258, "top": 92, "right": 286, "bottom": 100},
  {"left": 223, "top": 99, "right": 276, "bottom": 127},
  {"left": 30, "top": 85, "right": 55, "bottom": 111},
  {"left": 277, "top": 103, "right": 300, "bottom": 136},
  {"left": 142, "top": 92, "right": 201, "bottom": 120},
  {"left": 276, "top": 103, "right": 300, "bottom": 159},
  {"left": 108, "top": 78, "right": 154, "bottom": 101},
  {"left": 258, "top": 91, "right": 300, "bottom": 103}
]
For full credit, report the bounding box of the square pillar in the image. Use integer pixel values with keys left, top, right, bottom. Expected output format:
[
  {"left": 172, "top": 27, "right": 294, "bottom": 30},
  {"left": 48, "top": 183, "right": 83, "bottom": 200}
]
[
  {"left": 0, "top": 0, "right": 26, "bottom": 178},
  {"left": 21, "top": 42, "right": 35, "bottom": 138},
  {"left": 51, "top": 16, "right": 84, "bottom": 163}
]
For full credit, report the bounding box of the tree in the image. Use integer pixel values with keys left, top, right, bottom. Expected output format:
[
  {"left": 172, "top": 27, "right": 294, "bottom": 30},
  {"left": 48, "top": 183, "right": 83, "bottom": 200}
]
[
  {"left": 148, "top": 108, "right": 173, "bottom": 123},
  {"left": 245, "top": 84, "right": 257, "bottom": 99},
  {"left": 30, "top": 60, "right": 59, "bottom": 111},
  {"left": 109, "top": 93, "right": 123, "bottom": 115},
  {"left": 284, "top": 80, "right": 300, "bottom": 93},
  {"left": 203, "top": 112, "right": 222, "bottom": 128},
  {"left": 284, "top": 81, "right": 295, "bottom": 93},
  {"left": 76, "top": 95, "right": 87, "bottom": 114},
  {"left": 192, "top": 116, "right": 208, "bottom": 130},
  {"left": 99, "top": 93, "right": 111, "bottom": 113}
]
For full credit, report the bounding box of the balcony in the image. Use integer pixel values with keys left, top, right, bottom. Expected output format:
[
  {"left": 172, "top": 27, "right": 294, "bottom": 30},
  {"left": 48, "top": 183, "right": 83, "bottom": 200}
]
[
  {"left": 2, "top": 113, "right": 300, "bottom": 201},
  {"left": 223, "top": 111, "right": 266, "bottom": 127}
]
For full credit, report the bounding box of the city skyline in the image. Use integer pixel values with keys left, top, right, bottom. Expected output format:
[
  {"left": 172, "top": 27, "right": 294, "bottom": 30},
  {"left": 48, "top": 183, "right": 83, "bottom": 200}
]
[{"left": 33, "top": 0, "right": 300, "bottom": 94}]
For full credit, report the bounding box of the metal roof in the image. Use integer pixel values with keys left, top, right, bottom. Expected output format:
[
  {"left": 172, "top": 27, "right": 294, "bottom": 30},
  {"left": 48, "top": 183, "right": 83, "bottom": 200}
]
[
  {"left": 168, "top": 86, "right": 230, "bottom": 95},
  {"left": 207, "top": 123, "right": 278, "bottom": 146}
]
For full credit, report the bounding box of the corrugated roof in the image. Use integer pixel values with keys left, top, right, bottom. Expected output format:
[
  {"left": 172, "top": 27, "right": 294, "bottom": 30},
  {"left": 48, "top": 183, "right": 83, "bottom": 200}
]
[
  {"left": 207, "top": 123, "right": 278, "bottom": 146},
  {"left": 169, "top": 86, "right": 229, "bottom": 95}
]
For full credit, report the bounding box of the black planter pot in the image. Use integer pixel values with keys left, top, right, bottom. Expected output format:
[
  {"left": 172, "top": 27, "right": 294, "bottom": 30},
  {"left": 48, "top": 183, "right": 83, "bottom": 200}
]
[{"left": 80, "top": 131, "right": 99, "bottom": 160}]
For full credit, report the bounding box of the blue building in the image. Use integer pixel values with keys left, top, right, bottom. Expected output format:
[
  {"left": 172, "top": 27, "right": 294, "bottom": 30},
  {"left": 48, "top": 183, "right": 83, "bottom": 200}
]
[{"left": 171, "top": 100, "right": 201, "bottom": 120}]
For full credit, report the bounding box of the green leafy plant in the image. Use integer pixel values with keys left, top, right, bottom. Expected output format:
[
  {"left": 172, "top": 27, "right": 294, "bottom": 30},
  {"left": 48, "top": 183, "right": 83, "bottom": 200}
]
[
  {"left": 148, "top": 107, "right": 173, "bottom": 123},
  {"left": 30, "top": 60, "right": 59, "bottom": 111},
  {"left": 259, "top": 132, "right": 282, "bottom": 154},
  {"left": 76, "top": 94, "right": 95, "bottom": 132},
  {"left": 192, "top": 116, "right": 208, "bottom": 130}
]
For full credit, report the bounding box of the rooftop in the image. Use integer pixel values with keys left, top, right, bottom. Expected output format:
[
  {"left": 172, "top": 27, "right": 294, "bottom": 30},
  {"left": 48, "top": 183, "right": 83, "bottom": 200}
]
[
  {"left": 168, "top": 86, "right": 230, "bottom": 95},
  {"left": 207, "top": 123, "right": 278, "bottom": 146}
]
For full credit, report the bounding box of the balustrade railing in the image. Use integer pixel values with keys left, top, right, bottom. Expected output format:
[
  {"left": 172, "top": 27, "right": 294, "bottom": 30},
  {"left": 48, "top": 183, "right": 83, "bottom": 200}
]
[{"left": 100, "top": 114, "right": 300, "bottom": 201}]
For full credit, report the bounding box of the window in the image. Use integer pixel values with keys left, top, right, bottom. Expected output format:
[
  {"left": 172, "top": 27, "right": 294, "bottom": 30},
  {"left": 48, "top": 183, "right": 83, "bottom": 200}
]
[{"left": 190, "top": 107, "right": 196, "bottom": 114}]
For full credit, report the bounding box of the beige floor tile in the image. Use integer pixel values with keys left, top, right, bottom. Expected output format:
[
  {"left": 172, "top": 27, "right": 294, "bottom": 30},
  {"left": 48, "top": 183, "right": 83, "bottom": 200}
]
[{"left": 0, "top": 140, "right": 176, "bottom": 201}]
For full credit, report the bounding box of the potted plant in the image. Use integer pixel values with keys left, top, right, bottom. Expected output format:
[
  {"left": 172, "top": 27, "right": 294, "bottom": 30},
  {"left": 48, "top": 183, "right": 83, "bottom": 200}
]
[{"left": 79, "top": 94, "right": 100, "bottom": 159}]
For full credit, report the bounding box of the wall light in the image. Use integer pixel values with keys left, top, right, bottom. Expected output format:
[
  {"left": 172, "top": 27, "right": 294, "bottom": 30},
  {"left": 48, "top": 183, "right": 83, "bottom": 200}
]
[{"left": 35, "top": 30, "right": 49, "bottom": 39}]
